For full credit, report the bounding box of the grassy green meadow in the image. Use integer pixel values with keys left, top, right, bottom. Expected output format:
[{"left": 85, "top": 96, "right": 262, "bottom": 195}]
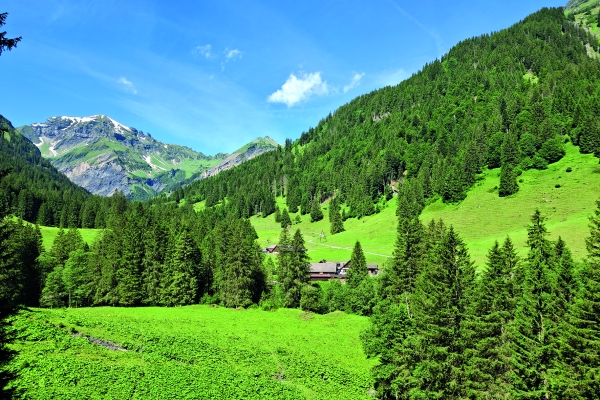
[
  {"left": 250, "top": 197, "right": 397, "bottom": 266},
  {"left": 422, "top": 142, "right": 600, "bottom": 264},
  {"left": 250, "top": 142, "right": 600, "bottom": 266},
  {"left": 8, "top": 307, "right": 374, "bottom": 399},
  {"left": 38, "top": 226, "right": 102, "bottom": 251}
]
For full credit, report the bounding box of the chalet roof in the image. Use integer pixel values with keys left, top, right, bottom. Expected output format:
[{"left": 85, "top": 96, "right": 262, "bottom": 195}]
[
  {"left": 367, "top": 264, "right": 379, "bottom": 270},
  {"left": 310, "top": 262, "right": 338, "bottom": 273}
]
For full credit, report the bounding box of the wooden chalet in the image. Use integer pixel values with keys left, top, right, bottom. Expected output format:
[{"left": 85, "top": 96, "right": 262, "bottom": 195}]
[
  {"left": 309, "top": 260, "right": 379, "bottom": 281},
  {"left": 309, "top": 261, "right": 342, "bottom": 281},
  {"left": 340, "top": 261, "right": 379, "bottom": 276},
  {"left": 262, "top": 244, "right": 278, "bottom": 254}
]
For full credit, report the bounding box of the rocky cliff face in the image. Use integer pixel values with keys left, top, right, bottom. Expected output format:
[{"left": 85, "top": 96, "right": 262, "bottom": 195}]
[
  {"left": 202, "top": 136, "right": 281, "bottom": 179},
  {"left": 18, "top": 115, "right": 279, "bottom": 199}
]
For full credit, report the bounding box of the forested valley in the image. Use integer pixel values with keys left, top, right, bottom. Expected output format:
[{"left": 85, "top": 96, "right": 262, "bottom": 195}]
[{"left": 2, "top": 5, "right": 600, "bottom": 399}]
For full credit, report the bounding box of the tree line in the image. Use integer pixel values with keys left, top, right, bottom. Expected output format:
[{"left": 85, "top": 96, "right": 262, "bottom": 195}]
[{"left": 361, "top": 197, "right": 600, "bottom": 399}]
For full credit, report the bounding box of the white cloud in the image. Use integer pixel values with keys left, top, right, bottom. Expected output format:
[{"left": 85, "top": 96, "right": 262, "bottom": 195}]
[
  {"left": 267, "top": 72, "right": 329, "bottom": 107},
  {"left": 192, "top": 44, "right": 212, "bottom": 58},
  {"left": 117, "top": 77, "right": 137, "bottom": 94},
  {"left": 343, "top": 72, "right": 365, "bottom": 93},
  {"left": 225, "top": 48, "right": 242, "bottom": 61}
]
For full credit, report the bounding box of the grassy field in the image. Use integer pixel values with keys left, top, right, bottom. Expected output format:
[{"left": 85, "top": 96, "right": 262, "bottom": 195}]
[
  {"left": 8, "top": 307, "right": 374, "bottom": 399},
  {"left": 421, "top": 142, "right": 600, "bottom": 265},
  {"left": 250, "top": 142, "right": 600, "bottom": 267},
  {"left": 250, "top": 197, "right": 397, "bottom": 266},
  {"left": 39, "top": 226, "right": 102, "bottom": 251}
]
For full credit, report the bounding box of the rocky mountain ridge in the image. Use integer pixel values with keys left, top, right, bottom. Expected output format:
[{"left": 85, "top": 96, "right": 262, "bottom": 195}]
[{"left": 18, "top": 115, "right": 279, "bottom": 199}]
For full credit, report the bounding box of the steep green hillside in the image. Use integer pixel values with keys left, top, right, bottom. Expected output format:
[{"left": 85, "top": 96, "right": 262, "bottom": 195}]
[
  {"left": 421, "top": 141, "right": 600, "bottom": 264},
  {"left": 249, "top": 142, "right": 599, "bottom": 266},
  {"left": 182, "top": 7, "right": 600, "bottom": 237},
  {"left": 0, "top": 114, "right": 93, "bottom": 224},
  {"left": 251, "top": 197, "right": 396, "bottom": 266},
  {"left": 8, "top": 307, "right": 374, "bottom": 399}
]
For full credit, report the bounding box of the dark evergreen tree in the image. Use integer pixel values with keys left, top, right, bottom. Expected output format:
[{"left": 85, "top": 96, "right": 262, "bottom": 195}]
[
  {"left": 280, "top": 208, "right": 291, "bottom": 228},
  {"left": 0, "top": 13, "right": 21, "bottom": 55},
  {"left": 162, "top": 229, "right": 199, "bottom": 306},
  {"left": 511, "top": 210, "right": 556, "bottom": 399},
  {"left": 551, "top": 199, "right": 600, "bottom": 398},
  {"left": 346, "top": 241, "right": 367, "bottom": 288},
  {"left": 141, "top": 222, "right": 168, "bottom": 305},
  {"left": 115, "top": 211, "right": 145, "bottom": 306},
  {"left": 467, "top": 239, "right": 517, "bottom": 398},
  {"left": 274, "top": 206, "right": 281, "bottom": 223},
  {"left": 62, "top": 248, "right": 92, "bottom": 307},
  {"left": 499, "top": 163, "right": 519, "bottom": 197},
  {"left": 310, "top": 197, "right": 324, "bottom": 222},
  {"left": 329, "top": 197, "right": 345, "bottom": 235},
  {"left": 279, "top": 229, "right": 310, "bottom": 308},
  {"left": 411, "top": 226, "right": 476, "bottom": 398}
]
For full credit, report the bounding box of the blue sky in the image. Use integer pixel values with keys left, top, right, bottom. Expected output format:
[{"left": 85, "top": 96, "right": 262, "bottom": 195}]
[{"left": 1, "top": 0, "right": 565, "bottom": 155}]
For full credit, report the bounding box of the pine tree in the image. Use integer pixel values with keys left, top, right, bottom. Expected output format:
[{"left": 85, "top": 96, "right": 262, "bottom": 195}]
[
  {"left": 162, "top": 229, "right": 200, "bottom": 306},
  {"left": 412, "top": 226, "right": 476, "bottom": 398},
  {"left": 115, "top": 213, "right": 144, "bottom": 306},
  {"left": 467, "top": 239, "right": 517, "bottom": 398},
  {"left": 278, "top": 229, "right": 310, "bottom": 308},
  {"left": 274, "top": 206, "right": 281, "bottom": 223},
  {"left": 280, "top": 208, "right": 291, "bottom": 228},
  {"left": 552, "top": 199, "right": 600, "bottom": 398},
  {"left": 346, "top": 241, "right": 368, "bottom": 288},
  {"left": 62, "top": 248, "right": 92, "bottom": 307},
  {"left": 511, "top": 210, "right": 556, "bottom": 399},
  {"left": 501, "top": 131, "right": 520, "bottom": 167},
  {"left": 329, "top": 197, "right": 345, "bottom": 235},
  {"left": 310, "top": 197, "right": 324, "bottom": 222},
  {"left": 385, "top": 216, "right": 423, "bottom": 302},
  {"left": 141, "top": 222, "right": 167, "bottom": 305},
  {"left": 499, "top": 163, "right": 519, "bottom": 197}
]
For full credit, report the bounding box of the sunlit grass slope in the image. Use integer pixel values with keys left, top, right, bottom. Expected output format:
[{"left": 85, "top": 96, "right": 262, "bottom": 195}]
[
  {"left": 38, "top": 226, "right": 102, "bottom": 251},
  {"left": 250, "top": 198, "right": 397, "bottom": 266},
  {"left": 422, "top": 142, "right": 600, "bottom": 265},
  {"left": 9, "top": 306, "right": 374, "bottom": 399},
  {"left": 251, "top": 143, "right": 599, "bottom": 267}
]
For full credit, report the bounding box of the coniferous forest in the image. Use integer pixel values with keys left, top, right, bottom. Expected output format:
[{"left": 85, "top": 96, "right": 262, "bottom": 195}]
[{"left": 2, "top": 5, "right": 600, "bottom": 399}]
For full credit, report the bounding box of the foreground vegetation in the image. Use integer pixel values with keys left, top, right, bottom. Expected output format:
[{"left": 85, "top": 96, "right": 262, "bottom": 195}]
[{"left": 7, "top": 307, "right": 374, "bottom": 399}]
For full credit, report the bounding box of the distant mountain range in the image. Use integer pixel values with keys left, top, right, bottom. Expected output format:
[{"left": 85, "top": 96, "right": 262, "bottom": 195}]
[{"left": 17, "top": 115, "right": 280, "bottom": 199}]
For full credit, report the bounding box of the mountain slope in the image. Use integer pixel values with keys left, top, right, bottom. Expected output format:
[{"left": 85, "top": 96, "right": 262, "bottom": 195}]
[
  {"left": 18, "top": 116, "right": 280, "bottom": 200},
  {"left": 17, "top": 115, "right": 222, "bottom": 199},
  {"left": 0, "top": 114, "right": 92, "bottom": 223},
  {"left": 182, "top": 7, "right": 600, "bottom": 259}
]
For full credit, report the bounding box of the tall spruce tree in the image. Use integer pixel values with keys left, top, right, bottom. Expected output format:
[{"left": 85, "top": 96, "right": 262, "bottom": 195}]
[
  {"left": 141, "top": 222, "right": 168, "bottom": 305},
  {"left": 412, "top": 226, "right": 476, "bottom": 398},
  {"left": 346, "top": 241, "right": 368, "bottom": 288},
  {"left": 280, "top": 208, "right": 291, "bottom": 228},
  {"left": 310, "top": 197, "right": 324, "bottom": 222},
  {"left": 277, "top": 229, "right": 310, "bottom": 308},
  {"left": 511, "top": 210, "right": 556, "bottom": 399},
  {"left": 551, "top": 199, "right": 600, "bottom": 398},
  {"left": 467, "top": 238, "right": 518, "bottom": 398},
  {"left": 499, "top": 163, "right": 519, "bottom": 197},
  {"left": 162, "top": 229, "right": 200, "bottom": 306},
  {"left": 329, "top": 197, "right": 345, "bottom": 235},
  {"left": 115, "top": 211, "right": 145, "bottom": 306}
]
